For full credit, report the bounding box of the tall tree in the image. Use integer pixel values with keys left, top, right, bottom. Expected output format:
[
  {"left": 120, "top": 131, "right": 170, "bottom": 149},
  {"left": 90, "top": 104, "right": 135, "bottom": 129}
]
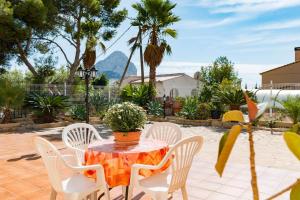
[
  {"left": 0, "top": 0, "right": 127, "bottom": 83},
  {"left": 132, "top": 0, "right": 180, "bottom": 88}
]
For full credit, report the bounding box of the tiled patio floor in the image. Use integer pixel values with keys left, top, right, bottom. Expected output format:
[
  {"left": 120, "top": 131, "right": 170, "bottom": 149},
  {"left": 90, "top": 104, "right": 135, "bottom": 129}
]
[{"left": 1, "top": 124, "right": 299, "bottom": 199}]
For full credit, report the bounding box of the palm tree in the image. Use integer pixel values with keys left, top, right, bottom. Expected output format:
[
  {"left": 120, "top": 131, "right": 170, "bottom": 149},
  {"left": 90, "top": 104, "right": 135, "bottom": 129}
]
[{"left": 132, "top": 0, "right": 180, "bottom": 88}]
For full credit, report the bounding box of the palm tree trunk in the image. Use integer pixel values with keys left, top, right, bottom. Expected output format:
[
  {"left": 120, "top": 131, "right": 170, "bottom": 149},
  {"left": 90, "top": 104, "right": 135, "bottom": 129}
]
[
  {"left": 139, "top": 26, "right": 144, "bottom": 84},
  {"left": 119, "top": 30, "right": 141, "bottom": 87},
  {"left": 248, "top": 124, "right": 259, "bottom": 200}
]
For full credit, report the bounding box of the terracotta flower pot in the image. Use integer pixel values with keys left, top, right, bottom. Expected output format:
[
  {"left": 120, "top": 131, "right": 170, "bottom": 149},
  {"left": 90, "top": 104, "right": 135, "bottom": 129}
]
[{"left": 113, "top": 131, "right": 141, "bottom": 145}]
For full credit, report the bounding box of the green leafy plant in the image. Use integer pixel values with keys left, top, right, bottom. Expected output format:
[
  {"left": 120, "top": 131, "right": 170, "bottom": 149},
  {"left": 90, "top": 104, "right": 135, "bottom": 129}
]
[
  {"left": 279, "top": 96, "right": 300, "bottom": 124},
  {"left": 120, "top": 84, "right": 156, "bottom": 107},
  {"left": 69, "top": 104, "right": 86, "bottom": 121},
  {"left": 90, "top": 91, "right": 109, "bottom": 117},
  {"left": 0, "top": 71, "right": 26, "bottom": 123},
  {"left": 103, "top": 102, "right": 147, "bottom": 132},
  {"left": 197, "top": 103, "right": 211, "bottom": 120},
  {"left": 25, "top": 93, "right": 69, "bottom": 123},
  {"left": 179, "top": 97, "right": 199, "bottom": 120},
  {"left": 92, "top": 74, "right": 109, "bottom": 86},
  {"left": 147, "top": 101, "right": 163, "bottom": 117},
  {"left": 290, "top": 123, "right": 300, "bottom": 134},
  {"left": 214, "top": 88, "right": 245, "bottom": 110}
]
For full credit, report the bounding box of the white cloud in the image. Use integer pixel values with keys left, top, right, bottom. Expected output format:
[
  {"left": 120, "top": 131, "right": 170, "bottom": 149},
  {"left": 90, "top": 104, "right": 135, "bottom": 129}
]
[
  {"left": 178, "top": 16, "right": 245, "bottom": 29},
  {"left": 253, "top": 19, "right": 300, "bottom": 31},
  {"left": 197, "top": 0, "right": 300, "bottom": 14}
]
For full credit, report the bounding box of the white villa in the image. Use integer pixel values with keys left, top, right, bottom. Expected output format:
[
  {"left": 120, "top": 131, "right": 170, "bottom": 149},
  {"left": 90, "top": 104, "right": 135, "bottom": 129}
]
[{"left": 121, "top": 73, "right": 201, "bottom": 98}]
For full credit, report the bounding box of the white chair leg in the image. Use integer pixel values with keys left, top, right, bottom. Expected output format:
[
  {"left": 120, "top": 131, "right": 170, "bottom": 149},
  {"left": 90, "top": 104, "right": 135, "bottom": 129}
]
[
  {"left": 92, "top": 192, "right": 97, "bottom": 200},
  {"left": 50, "top": 187, "right": 57, "bottom": 200},
  {"left": 181, "top": 186, "right": 188, "bottom": 200},
  {"left": 122, "top": 186, "right": 127, "bottom": 197},
  {"left": 103, "top": 186, "right": 111, "bottom": 200},
  {"left": 127, "top": 185, "right": 134, "bottom": 200}
]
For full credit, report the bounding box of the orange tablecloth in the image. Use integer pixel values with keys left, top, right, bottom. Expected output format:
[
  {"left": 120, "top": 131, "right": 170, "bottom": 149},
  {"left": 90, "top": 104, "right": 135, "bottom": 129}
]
[{"left": 84, "top": 139, "right": 169, "bottom": 187}]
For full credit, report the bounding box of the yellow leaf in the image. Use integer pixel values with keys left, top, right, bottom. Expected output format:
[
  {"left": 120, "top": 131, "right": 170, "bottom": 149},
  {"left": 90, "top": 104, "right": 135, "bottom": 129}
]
[
  {"left": 290, "top": 181, "right": 300, "bottom": 200},
  {"left": 284, "top": 132, "right": 300, "bottom": 160},
  {"left": 222, "top": 110, "right": 245, "bottom": 123},
  {"left": 215, "top": 125, "right": 242, "bottom": 176},
  {"left": 218, "top": 131, "right": 229, "bottom": 159}
]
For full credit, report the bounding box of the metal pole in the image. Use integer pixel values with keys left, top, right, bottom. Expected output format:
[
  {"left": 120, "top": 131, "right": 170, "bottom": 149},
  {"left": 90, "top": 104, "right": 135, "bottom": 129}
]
[
  {"left": 270, "top": 80, "right": 273, "bottom": 118},
  {"left": 85, "top": 71, "right": 90, "bottom": 124}
]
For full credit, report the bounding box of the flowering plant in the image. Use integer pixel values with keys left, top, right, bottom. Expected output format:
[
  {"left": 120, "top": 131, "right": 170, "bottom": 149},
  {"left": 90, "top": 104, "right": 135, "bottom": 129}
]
[{"left": 103, "top": 102, "right": 147, "bottom": 132}]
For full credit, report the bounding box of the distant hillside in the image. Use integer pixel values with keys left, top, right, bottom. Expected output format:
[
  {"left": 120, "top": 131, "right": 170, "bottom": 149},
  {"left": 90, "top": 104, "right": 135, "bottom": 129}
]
[{"left": 95, "top": 51, "right": 137, "bottom": 79}]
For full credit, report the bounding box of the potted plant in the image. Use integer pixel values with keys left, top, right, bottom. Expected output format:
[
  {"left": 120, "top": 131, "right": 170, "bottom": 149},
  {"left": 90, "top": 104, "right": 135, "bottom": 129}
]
[{"left": 104, "top": 102, "right": 147, "bottom": 144}]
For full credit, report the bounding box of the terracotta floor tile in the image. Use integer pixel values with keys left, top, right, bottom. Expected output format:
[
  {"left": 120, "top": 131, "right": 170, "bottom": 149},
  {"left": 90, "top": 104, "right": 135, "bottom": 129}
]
[{"left": 2, "top": 180, "right": 40, "bottom": 195}]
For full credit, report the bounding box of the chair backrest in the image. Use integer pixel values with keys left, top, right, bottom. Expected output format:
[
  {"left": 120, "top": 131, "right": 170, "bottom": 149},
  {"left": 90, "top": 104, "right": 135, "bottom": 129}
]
[
  {"left": 62, "top": 123, "right": 102, "bottom": 150},
  {"left": 62, "top": 123, "right": 102, "bottom": 163},
  {"left": 167, "top": 136, "right": 203, "bottom": 193},
  {"left": 145, "top": 122, "right": 182, "bottom": 145},
  {"left": 35, "top": 137, "right": 64, "bottom": 192}
]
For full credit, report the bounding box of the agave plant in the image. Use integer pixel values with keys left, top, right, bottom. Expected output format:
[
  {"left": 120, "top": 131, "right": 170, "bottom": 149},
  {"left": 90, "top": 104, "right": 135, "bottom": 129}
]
[
  {"left": 120, "top": 84, "right": 156, "bottom": 107},
  {"left": 215, "top": 93, "right": 268, "bottom": 200},
  {"left": 25, "top": 93, "right": 69, "bottom": 123}
]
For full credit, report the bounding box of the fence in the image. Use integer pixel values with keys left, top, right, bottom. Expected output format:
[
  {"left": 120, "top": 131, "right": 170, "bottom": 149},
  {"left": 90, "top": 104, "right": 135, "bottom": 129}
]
[{"left": 5, "top": 84, "right": 121, "bottom": 120}]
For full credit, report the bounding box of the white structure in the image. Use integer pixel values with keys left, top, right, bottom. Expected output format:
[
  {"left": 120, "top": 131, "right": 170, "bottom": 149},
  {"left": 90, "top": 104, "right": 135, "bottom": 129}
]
[{"left": 122, "top": 73, "right": 201, "bottom": 97}]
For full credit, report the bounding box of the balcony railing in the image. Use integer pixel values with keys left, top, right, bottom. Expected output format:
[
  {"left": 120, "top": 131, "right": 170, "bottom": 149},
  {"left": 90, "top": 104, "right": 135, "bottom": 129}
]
[{"left": 261, "top": 83, "right": 300, "bottom": 90}]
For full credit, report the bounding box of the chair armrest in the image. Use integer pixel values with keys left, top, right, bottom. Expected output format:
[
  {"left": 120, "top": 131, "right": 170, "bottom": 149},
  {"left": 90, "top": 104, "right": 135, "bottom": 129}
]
[
  {"left": 62, "top": 154, "right": 78, "bottom": 166},
  {"left": 68, "top": 164, "right": 103, "bottom": 172}
]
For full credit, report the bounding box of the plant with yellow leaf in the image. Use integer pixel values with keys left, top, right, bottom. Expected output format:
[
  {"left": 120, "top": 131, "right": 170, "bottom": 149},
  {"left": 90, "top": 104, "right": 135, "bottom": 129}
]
[
  {"left": 266, "top": 132, "right": 300, "bottom": 200},
  {"left": 215, "top": 94, "right": 268, "bottom": 200}
]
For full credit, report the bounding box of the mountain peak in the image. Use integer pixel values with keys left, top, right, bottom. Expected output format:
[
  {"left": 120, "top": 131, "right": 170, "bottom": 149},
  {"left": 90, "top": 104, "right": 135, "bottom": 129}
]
[{"left": 95, "top": 51, "right": 137, "bottom": 79}]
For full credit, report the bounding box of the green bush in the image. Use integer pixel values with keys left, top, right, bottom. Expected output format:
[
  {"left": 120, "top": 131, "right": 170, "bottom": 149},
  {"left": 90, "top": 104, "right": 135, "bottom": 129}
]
[
  {"left": 90, "top": 91, "right": 109, "bottom": 117},
  {"left": 179, "top": 97, "right": 199, "bottom": 120},
  {"left": 120, "top": 84, "right": 156, "bottom": 107},
  {"left": 279, "top": 96, "right": 300, "bottom": 124},
  {"left": 69, "top": 104, "right": 86, "bottom": 121},
  {"left": 103, "top": 102, "right": 147, "bottom": 132},
  {"left": 0, "top": 70, "right": 26, "bottom": 123},
  {"left": 197, "top": 103, "right": 210, "bottom": 120},
  {"left": 290, "top": 123, "right": 300, "bottom": 134},
  {"left": 92, "top": 74, "right": 108, "bottom": 86},
  {"left": 147, "top": 101, "right": 163, "bottom": 117},
  {"left": 25, "top": 93, "right": 69, "bottom": 123}
]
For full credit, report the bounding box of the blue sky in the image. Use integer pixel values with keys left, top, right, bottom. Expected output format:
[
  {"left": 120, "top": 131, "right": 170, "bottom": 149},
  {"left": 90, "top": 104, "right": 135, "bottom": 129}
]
[
  {"left": 17, "top": 0, "right": 300, "bottom": 88},
  {"left": 105, "top": 0, "right": 300, "bottom": 88}
]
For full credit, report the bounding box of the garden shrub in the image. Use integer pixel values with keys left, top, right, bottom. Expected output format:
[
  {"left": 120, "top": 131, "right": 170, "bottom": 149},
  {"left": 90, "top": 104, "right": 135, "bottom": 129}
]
[
  {"left": 279, "top": 96, "right": 300, "bottom": 124},
  {"left": 69, "top": 104, "right": 86, "bottom": 121},
  {"left": 25, "top": 92, "right": 69, "bottom": 123},
  {"left": 179, "top": 97, "right": 199, "bottom": 120},
  {"left": 0, "top": 70, "right": 26, "bottom": 123},
  {"left": 120, "top": 84, "right": 156, "bottom": 107},
  {"left": 147, "top": 101, "right": 163, "bottom": 117},
  {"left": 197, "top": 103, "right": 211, "bottom": 120}
]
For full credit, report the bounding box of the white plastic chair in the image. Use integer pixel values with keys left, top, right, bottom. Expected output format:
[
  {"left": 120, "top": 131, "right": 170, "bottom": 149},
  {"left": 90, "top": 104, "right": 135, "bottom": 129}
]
[
  {"left": 62, "top": 123, "right": 102, "bottom": 165},
  {"left": 145, "top": 122, "right": 182, "bottom": 146},
  {"left": 35, "top": 137, "right": 110, "bottom": 200},
  {"left": 128, "top": 136, "right": 204, "bottom": 200}
]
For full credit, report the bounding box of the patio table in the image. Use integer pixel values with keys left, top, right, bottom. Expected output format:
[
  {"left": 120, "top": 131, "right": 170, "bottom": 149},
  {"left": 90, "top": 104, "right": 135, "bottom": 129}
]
[{"left": 84, "top": 139, "right": 170, "bottom": 199}]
